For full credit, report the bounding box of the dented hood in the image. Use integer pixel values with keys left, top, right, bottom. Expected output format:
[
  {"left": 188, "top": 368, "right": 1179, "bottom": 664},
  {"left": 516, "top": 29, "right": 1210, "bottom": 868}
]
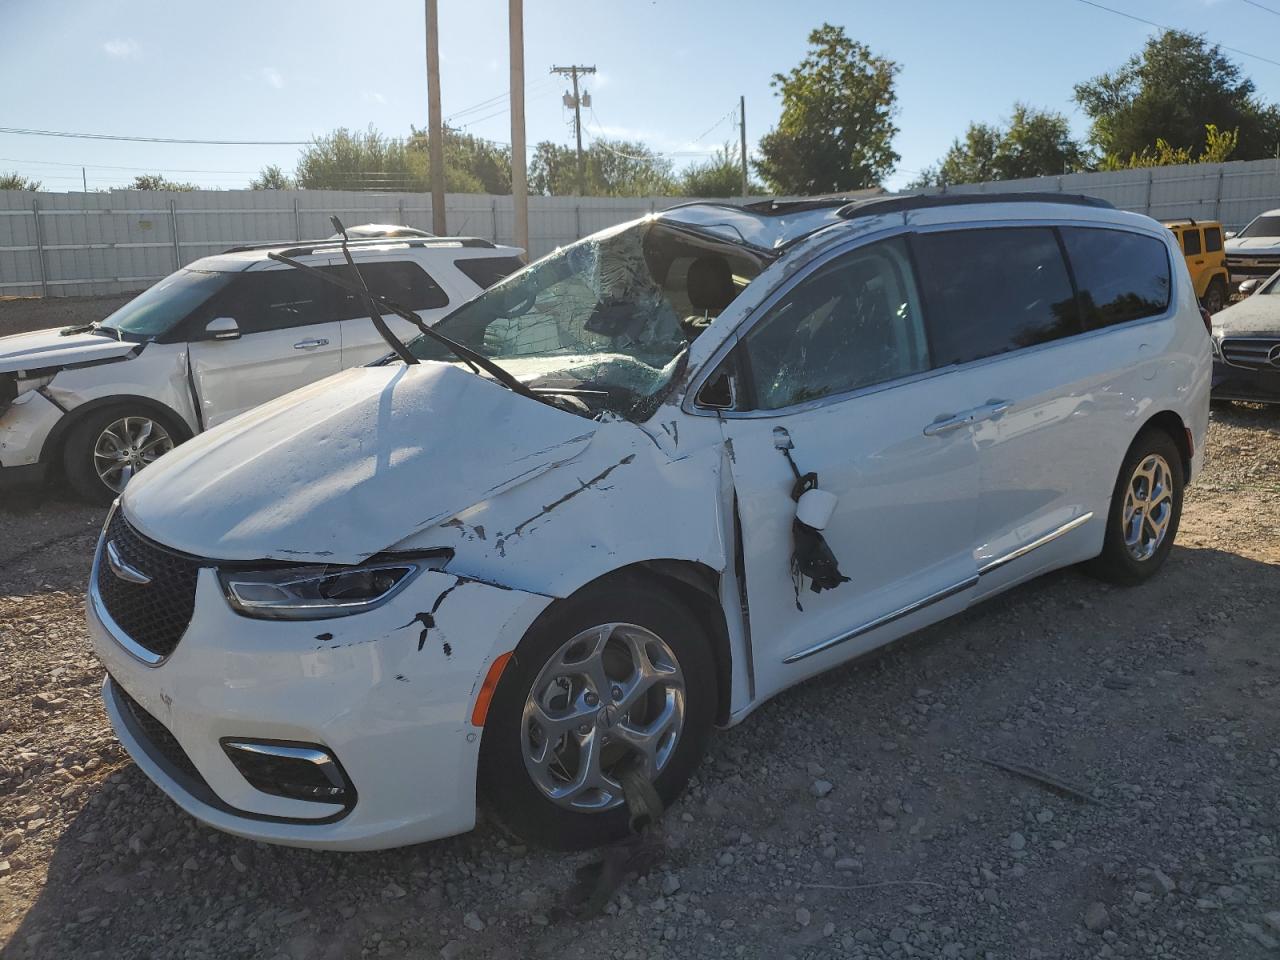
[
  {"left": 0, "top": 327, "right": 138, "bottom": 375},
  {"left": 122, "top": 363, "right": 597, "bottom": 563}
]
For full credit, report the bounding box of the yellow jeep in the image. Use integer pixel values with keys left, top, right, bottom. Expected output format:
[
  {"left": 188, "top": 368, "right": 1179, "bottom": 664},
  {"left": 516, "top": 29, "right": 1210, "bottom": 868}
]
[{"left": 1163, "top": 219, "right": 1230, "bottom": 313}]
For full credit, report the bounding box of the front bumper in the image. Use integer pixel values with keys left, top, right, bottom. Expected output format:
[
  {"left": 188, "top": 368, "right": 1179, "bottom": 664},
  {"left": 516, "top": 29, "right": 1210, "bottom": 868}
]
[
  {"left": 90, "top": 555, "right": 552, "bottom": 850},
  {"left": 0, "top": 390, "right": 62, "bottom": 469},
  {"left": 1212, "top": 358, "right": 1280, "bottom": 404}
]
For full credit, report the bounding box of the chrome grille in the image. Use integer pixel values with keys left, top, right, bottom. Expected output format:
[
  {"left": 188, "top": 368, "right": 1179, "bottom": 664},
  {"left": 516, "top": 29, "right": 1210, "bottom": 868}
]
[
  {"left": 1220, "top": 337, "right": 1280, "bottom": 370},
  {"left": 95, "top": 510, "right": 201, "bottom": 660}
]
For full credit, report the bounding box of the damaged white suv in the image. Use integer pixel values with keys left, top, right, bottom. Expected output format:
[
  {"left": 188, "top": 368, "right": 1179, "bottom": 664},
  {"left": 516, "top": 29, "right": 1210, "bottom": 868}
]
[
  {"left": 0, "top": 235, "right": 522, "bottom": 502},
  {"left": 90, "top": 194, "right": 1210, "bottom": 851}
]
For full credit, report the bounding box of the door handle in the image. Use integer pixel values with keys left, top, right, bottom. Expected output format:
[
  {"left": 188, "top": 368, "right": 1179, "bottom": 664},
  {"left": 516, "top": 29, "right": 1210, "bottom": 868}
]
[
  {"left": 972, "top": 398, "right": 1013, "bottom": 422},
  {"left": 293, "top": 338, "right": 329, "bottom": 349},
  {"left": 923, "top": 412, "right": 973, "bottom": 436}
]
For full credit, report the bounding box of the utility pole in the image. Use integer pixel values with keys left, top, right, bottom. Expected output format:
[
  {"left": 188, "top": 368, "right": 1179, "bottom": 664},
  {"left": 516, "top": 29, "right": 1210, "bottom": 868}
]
[
  {"left": 425, "top": 0, "right": 447, "bottom": 234},
  {"left": 551, "top": 64, "right": 596, "bottom": 195},
  {"left": 738, "top": 95, "right": 748, "bottom": 198},
  {"left": 510, "top": 0, "right": 528, "bottom": 256},
  {"left": 82, "top": 167, "right": 87, "bottom": 192}
]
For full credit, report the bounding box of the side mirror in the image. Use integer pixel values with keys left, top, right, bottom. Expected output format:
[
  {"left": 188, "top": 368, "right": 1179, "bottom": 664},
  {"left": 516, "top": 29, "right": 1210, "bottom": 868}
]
[
  {"left": 1224, "top": 231, "right": 1237, "bottom": 240},
  {"left": 205, "top": 317, "right": 240, "bottom": 341}
]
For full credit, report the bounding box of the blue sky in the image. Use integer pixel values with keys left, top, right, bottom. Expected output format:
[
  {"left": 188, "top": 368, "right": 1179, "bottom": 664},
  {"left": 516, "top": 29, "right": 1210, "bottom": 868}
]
[{"left": 2, "top": 0, "right": 1277, "bottom": 193}]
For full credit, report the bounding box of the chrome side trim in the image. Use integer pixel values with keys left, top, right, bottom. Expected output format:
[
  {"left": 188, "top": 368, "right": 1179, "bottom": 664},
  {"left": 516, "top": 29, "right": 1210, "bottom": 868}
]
[
  {"left": 977, "top": 512, "right": 1094, "bottom": 576},
  {"left": 782, "top": 575, "right": 979, "bottom": 664},
  {"left": 89, "top": 528, "right": 167, "bottom": 667},
  {"left": 222, "top": 741, "right": 346, "bottom": 789}
]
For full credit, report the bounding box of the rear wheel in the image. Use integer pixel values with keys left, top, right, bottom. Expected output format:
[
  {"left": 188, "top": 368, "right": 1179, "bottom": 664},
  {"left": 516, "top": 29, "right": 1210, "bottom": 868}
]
[
  {"left": 62, "top": 407, "right": 180, "bottom": 504},
  {"left": 1202, "top": 277, "right": 1227, "bottom": 314},
  {"left": 1087, "top": 429, "right": 1184, "bottom": 585},
  {"left": 478, "top": 577, "right": 716, "bottom": 849}
]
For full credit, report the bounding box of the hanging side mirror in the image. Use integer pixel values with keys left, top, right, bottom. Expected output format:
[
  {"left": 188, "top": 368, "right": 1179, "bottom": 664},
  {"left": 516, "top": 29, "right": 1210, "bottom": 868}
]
[{"left": 205, "top": 317, "right": 241, "bottom": 341}]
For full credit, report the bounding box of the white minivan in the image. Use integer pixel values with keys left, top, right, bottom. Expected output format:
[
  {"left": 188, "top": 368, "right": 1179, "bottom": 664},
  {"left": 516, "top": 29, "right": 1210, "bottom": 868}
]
[
  {"left": 89, "top": 194, "right": 1211, "bottom": 851},
  {"left": 0, "top": 235, "right": 522, "bottom": 501}
]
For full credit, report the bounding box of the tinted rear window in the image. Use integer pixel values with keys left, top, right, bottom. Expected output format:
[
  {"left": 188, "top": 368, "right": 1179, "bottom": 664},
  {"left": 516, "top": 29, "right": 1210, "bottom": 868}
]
[
  {"left": 1182, "top": 229, "right": 1201, "bottom": 255},
  {"left": 454, "top": 256, "right": 524, "bottom": 289},
  {"left": 1205, "top": 226, "right": 1223, "bottom": 252},
  {"left": 1059, "top": 228, "right": 1171, "bottom": 330},
  {"left": 356, "top": 261, "right": 449, "bottom": 311},
  {"left": 913, "top": 227, "right": 1080, "bottom": 366}
]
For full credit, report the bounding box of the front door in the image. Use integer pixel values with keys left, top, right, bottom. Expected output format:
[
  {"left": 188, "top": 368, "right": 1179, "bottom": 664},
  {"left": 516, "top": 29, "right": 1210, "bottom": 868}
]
[
  {"left": 187, "top": 266, "right": 344, "bottom": 427},
  {"left": 713, "top": 235, "right": 980, "bottom": 694}
]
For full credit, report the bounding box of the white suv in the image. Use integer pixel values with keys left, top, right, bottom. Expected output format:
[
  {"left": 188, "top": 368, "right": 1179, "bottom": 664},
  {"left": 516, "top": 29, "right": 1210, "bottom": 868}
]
[
  {"left": 0, "top": 235, "right": 523, "bottom": 501},
  {"left": 90, "top": 194, "right": 1210, "bottom": 851}
]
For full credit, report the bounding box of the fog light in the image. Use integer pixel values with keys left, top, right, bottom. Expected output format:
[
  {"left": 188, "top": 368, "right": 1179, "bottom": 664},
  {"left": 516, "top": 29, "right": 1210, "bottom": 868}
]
[{"left": 221, "top": 740, "right": 355, "bottom": 807}]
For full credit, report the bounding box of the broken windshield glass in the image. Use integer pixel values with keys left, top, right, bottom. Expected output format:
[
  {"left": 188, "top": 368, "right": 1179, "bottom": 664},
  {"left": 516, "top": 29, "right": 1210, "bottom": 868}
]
[{"left": 410, "top": 220, "right": 764, "bottom": 421}]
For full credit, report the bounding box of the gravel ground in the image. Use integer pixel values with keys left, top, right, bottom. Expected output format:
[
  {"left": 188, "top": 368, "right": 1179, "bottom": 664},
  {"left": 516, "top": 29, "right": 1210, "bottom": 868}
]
[{"left": 1, "top": 403, "right": 1278, "bottom": 960}]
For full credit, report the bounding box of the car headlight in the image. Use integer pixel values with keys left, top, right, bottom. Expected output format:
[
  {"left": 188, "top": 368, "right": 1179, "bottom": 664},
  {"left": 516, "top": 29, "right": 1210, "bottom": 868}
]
[{"left": 219, "top": 553, "right": 448, "bottom": 620}]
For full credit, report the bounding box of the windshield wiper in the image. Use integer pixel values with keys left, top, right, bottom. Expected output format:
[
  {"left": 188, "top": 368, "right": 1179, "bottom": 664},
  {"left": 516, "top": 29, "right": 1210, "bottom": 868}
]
[{"left": 266, "top": 217, "right": 542, "bottom": 402}]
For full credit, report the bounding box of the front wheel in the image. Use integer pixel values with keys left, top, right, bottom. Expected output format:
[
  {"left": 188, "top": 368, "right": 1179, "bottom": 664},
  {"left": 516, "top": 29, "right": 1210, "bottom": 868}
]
[
  {"left": 1202, "top": 277, "right": 1227, "bottom": 315},
  {"left": 1087, "top": 429, "right": 1184, "bottom": 585},
  {"left": 62, "top": 408, "right": 179, "bottom": 504},
  {"left": 478, "top": 577, "right": 716, "bottom": 849}
]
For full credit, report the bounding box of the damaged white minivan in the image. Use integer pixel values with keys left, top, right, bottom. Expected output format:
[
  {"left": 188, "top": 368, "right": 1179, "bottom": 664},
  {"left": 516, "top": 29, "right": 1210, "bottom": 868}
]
[{"left": 90, "top": 194, "right": 1210, "bottom": 851}]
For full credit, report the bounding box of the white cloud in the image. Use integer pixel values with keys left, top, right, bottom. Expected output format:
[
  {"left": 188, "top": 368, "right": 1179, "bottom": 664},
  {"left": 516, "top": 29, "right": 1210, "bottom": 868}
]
[
  {"left": 363, "top": 91, "right": 387, "bottom": 104},
  {"left": 102, "top": 38, "right": 139, "bottom": 59},
  {"left": 261, "top": 67, "right": 284, "bottom": 89}
]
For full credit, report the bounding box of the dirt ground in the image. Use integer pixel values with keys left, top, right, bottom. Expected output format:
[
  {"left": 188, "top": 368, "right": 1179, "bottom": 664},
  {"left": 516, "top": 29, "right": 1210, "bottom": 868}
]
[{"left": 0, "top": 295, "right": 1278, "bottom": 959}]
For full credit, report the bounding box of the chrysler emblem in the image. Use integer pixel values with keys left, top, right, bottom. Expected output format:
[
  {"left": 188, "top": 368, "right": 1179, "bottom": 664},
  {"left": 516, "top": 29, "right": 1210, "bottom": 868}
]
[{"left": 105, "top": 540, "right": 151, "bottom": 585}]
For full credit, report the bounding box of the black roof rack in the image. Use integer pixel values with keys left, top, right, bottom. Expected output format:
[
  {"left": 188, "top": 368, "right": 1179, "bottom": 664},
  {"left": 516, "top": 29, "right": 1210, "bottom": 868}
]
[
  {"left": 837, "top": 192, "right": 1113, "bottom": 220},
  {"left": 222, "top": 236, "right": 497, "bottom": 256},
  {"left": 1161, "top": 217, "right": 1198, "bottom": 226}
]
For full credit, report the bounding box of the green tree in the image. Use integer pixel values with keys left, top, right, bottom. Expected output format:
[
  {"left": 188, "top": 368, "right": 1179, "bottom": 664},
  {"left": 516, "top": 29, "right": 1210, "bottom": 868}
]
[
  {"left": 678, "top": 143, "right": 765, "bottom": 197},
  {"left": 1074, "top": 30, "right": 1280, "bottom": 161},
  {"left": 1100, "top": 123, "right": 1240, "bottom": 169},
  {"left": 0, "top": 172, "right": 41, "bottom": 190},
  {"left": 529, "top": 139, "right": 675, "bottom": 196},
  {"left": 910, "top": 104, "right": 1088, "bottom": 187},
  {"left": 130, "top": 174, "right": 197, "bottom": 191},
  {"left": 250, "top": 164, "right": 294, "bottom": 189},
  {"left": 754, "top": 23, "right": 899, "bottom": 193},
  {"left": 293, "top": 126, "right": 485, "bottom": 193}
]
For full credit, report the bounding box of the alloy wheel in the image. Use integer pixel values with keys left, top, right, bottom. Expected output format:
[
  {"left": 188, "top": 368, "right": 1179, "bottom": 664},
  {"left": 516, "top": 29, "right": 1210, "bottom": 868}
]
[
  {"left": 1122, "top": 453, "right": 1174, "bottom": 561},
  {"left": 93, "top": 416, "right": 174, "bottom": 493},
  {"left": 521, "top": 622, "right": 685, "bottom": 812}
]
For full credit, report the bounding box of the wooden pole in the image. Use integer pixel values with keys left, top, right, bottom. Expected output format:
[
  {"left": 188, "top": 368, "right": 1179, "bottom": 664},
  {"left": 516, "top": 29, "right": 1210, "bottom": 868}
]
[
  {"left": 510, "top": 0, "right": 529, "bottom": 257},
  {"left": 425, "top": 0, "right": 447, "bottom": 234}
]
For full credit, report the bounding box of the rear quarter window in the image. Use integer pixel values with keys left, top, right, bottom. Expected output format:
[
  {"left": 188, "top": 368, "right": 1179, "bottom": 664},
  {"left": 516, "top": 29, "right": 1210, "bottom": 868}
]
[
  {"left": 1059, "top": 228, "right": 1171, "bottom": 330},
  {"left": 454, "top": 256, "right": 524, "bottom": 289}
]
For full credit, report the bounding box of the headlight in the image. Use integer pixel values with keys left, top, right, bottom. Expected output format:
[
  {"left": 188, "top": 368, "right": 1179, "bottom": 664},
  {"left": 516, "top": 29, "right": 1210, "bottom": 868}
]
[{"left": 219, "top": 554, "right": 446, "bottom": 620}]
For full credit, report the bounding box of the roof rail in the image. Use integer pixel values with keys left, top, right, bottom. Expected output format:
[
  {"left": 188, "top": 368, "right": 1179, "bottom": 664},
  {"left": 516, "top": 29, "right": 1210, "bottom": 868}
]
[
  {"left": 1161, "top": 217, "right": 1197, "bottom": 226},
  {"left": 222, "top": 236, "right": 497, "bottom": 255},
  {"left": 837, "top": 192, "right": 1114, "bottom": 220}
]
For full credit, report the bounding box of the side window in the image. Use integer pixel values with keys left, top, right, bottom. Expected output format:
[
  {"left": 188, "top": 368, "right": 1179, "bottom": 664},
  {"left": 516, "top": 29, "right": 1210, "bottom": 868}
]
[
  {"left": 741, "top": 236, "right": 930, "bottom": 410},
  {"left": 454, "top": 256, "right": 524, "bottom": 289},
  {"left": 1059, "top": 227, "right": 1171, "bottom": 330},
  {"left": 1204, "top": 226, "right": 1223, "bottom": 252},
  {"left": 354, "top": 261, "right": 449, "bottom": 310},
  {"left": 207, "top": 269, "right": 351, "bottom": 334},
  {"left": 913, "top": 227, "right": 1079, "bottom": 366},
  {"left": 1182, "top": 229, "right": 1202, "bottom": 255}
]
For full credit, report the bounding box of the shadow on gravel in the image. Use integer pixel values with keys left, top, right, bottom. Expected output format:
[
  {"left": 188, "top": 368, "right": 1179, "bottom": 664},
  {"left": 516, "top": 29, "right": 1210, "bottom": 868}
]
[{"left": 5, "top": 545, "right": 1278, "bottom": 959}]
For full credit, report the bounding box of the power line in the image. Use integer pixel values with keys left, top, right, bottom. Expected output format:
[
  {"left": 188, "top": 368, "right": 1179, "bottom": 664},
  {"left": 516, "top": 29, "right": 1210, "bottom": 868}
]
[
  {"left": 0, "top": 126, "right": 312, "bottom": 145},
  {"left": 1072, "top": 0, "right": 1280, "bottom": 69},
  {"left": 1240, "top": 0, "right": 1280, "bottom": 16},
  {"left": 0, "top": 156, "right": 258, "bottom": 174}
]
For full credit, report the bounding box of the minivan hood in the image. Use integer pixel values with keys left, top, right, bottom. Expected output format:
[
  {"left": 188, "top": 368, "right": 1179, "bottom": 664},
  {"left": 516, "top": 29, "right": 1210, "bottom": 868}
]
[
  {"left": 1212, "top": 294, "right": 1280, "bottom": 336},
  {"left": 122, "top": 363, "right": 597, "bottom": 563},
  {"left": 0, "top": 327, "right": 137, "bottom": 375}
]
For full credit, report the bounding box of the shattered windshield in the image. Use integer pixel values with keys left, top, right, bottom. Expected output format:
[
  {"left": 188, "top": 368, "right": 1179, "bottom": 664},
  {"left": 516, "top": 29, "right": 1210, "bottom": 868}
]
[
  {"left": 99, "top": 269, "right": 233, "bottom": 340},
  {"left": 409, "top": 220, "right": 762, "bottom": 421}
]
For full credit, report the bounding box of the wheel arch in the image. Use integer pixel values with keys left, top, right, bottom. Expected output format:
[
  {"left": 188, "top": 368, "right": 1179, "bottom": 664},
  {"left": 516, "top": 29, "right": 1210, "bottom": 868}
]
[
  {"left": 1136, "top": 409, "right": 1192, "bottom": 479},
  {"left": 38, "top": 394, "right": 194, "bottom": 468}
]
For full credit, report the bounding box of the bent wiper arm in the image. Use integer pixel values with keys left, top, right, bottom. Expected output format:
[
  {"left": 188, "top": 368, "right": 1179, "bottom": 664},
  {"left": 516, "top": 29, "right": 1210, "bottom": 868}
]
[
  {"left": 329, "top": 217, "right": 419, "bottom": 366},
  {"left": 265, "top": 251, "right": 541, "bottom": 401}
]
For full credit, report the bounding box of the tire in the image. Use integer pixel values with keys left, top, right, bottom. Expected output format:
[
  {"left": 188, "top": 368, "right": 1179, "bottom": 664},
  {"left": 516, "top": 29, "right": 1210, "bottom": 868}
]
[
  {"left": 62, "top": 406, "right": 182, "bottom": 504},
  {"left": 1202, "top": 277, "right": 1227, "bottom": 315},
  {"left": 1087, "top": 428, "right": 1184, "bottom": 586},
  {"left": 478, "top": 575, "right": 716, "bottom": 850}
]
